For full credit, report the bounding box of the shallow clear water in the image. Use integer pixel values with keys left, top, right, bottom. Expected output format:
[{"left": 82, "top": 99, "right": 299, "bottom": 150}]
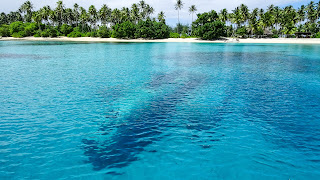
[{"left": 1, "top": 41, "right": 320, "bottom": 179}]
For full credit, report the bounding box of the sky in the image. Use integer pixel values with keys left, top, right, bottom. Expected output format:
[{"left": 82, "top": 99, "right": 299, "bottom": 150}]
[{"left": 0, "top": 0, "right": 312, "bottom": 26}]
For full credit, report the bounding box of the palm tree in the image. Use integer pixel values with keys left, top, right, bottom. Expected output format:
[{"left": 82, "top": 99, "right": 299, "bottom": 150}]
[
  {"left": 73, "top": 3, "right": 80, "bottom": 27},
  {"left": 55, "top": 1, "right": 65, "bottom": 26},
  {"left": 111, "top": 8, "right": 121, "bottom": 24},
  {"left": 259, "top": 8, "right": 264, "bottom": 19},
  {"left": 32, "top": 11, "right": 42, "bottom": 31},
  {"left": 0, "top": 13, "right": 8, "bottom": 25},
  {"left": 249, "top": 8, "right": 259, "bottom": 35},
  {"left": 175, "top": 0, "right": 184, "bottom": 33},
  {"left": 189, "top": 5, "right": 197, "bottom": 35},
  {"left": 131, "top": 4, "right": 140, "bottom": 23},
  {"left": 267, "top": 4, "right": 275, "bottom": 29},
  {"left": 145, "top": 5, "right": 154, "bottom": 18},
  {"left": 158, "top": 11, "right": 165, "bottom": 22},
  {"left": 139, "top": 0, "right": 146, "bottom": 9},
  {"left": 88, "top": 5, "right": 97, "bottom": 31},
  {"left": 297, "top": 5, "right": 306, "bottom": 26},
  {"left": 64, "top": 8, "right": 74, "bottom": 25},
  {"left": 219, "top": 9, "right": 228, "bottom": 24},
  {"left": 80, "top": 7, "right": 88, "bottom": 32},
  {"left": 240, "top": 4, "right": 249, "bottom": 26},
  {"left": 273, "top": 6, "right": 282, "bottom": 31},
  {"left": 121, "top": 7, "right": 131, "bottom": 22},
  {"left": 189, "top": 5, "right": 197, "bottom": 23},
  {"left": 281, "top": 5, "right": 298, "bottom": 35},
  {"left": 316, "top": 0, "right": 320, "bottom": 21},
  {"left": 40, "top": 6, "right": 51, "bottom": 27},
  {"left": 307, "top": 1, "right": 316, "bottom": 23},
  {"left": 19, "top": 1, "right": 33, "bottom": 22},
  {"left": 6, "top": 12, "right": 14, "bottom": 23},
  {"left": 268, "top": 4, "right": 275, "bottom": 14},
  {"left": 231, "top": 7, "right": 241, "bottom": 28},
  {"left": 289, "top": 6, "right": 299, "bottom": 25},
  {"left": 49, "top": 10, "right": 57, "bottom": 26},
  {"left": 139, "top": 0, "right": 147, "bottom": 19},
  {"left": 261, "top": 11, "right": 273, "bottom": 31},
  {"left": 99, "top": 4, "right": 111, "bottom": 26},
  {"left": 7, "top": 11, "right": 23, "bottom": 23}
]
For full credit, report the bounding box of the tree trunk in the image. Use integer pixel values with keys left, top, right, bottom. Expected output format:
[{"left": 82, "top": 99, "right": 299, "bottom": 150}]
[
  {"left": 191, "top": 13, "right": 193, "bottom": 35},
  {"left": 178, "top": 10, "right": 180, "bottom": 34}
]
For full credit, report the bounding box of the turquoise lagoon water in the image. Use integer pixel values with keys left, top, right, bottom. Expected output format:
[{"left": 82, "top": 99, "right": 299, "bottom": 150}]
[{"left": 0, "top": 41, "right": 320, "bottom": 179}]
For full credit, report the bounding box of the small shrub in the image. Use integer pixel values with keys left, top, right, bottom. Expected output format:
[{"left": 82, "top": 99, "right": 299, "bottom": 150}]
[
  {"left": 152, "top": 21, "right": 170, "bottom": 39},
  {"left": 33, "top": 33, "right": 40, "bottom": 37},
  {"left": 46, "top": 28, "right": 58, "bottom": 37},
  {"left": 85, "top": 32, "right": 91, "bottom": 37},
  {"left": 134, "top": 19, "right": 154, "bottom": 39},
  {"left": 272, "top": 34, "right": 279, "bottom": 38},
  {"left": 56, "top": 31, "right": 62, "bottom": 36},
  {"left": 40, "top": 31, "right": 49, "bottom": 37},
  {"left": 314, "top": 32, "right": 320, "bottom": 38},
  {"left": 12, "top": 31, "right": 26, "bottom": 38},
  {"left": 9, "top": 21, "right": 25, "bottom": 35},
  {"left": 236, "top": 27, "right": 247, "bottom": 37},
  {"left": 24, "top": 23, "right": 38, "bottom": 36},
  {"left": 170, "top": 32, "right": 180, "bottom": 38},
  {"left": 0, "top": 25, "right": 10, "bottom": 37},
  {"left": 85, "top": 31, "right": 97, "bottom": 37},
  {"left": 110, "top": 31, "right": 116, "bottom": 38},
  {"left": 60, "top": 24, "right": 73, "bottom": 36},
  {"left": 112, "top": 21, "right": 136, "bottom": 39},
  {"left": 225, "top": 25, "right": 234, "bottom": 37},
  {"left": 97, "top": 26, "right": 110, "bottom": 38},
  {"left": 67, "top": 31, "right": 83, "bottom": 38},
  {"left": 254, "top": 27, "right": 264, "bottom": 35},
  {"left": 40, "top": 28, "right": 57, "bottom": 37},
  {"left": 180, "top": 33, "right": 189, "bottom": 38},
  {"left": 90, "top": 31, "right": 98, "bottom": 37}
]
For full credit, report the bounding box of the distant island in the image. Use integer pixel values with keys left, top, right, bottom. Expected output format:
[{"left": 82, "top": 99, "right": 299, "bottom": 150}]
[{"left": 0, "top": 0, "right": 320, "bottom": 40}]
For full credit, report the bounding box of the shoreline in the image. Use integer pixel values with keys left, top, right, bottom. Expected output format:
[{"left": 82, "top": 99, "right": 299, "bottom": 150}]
[{"left": 1, "top": 37, "right": 320, "bottom": 44}]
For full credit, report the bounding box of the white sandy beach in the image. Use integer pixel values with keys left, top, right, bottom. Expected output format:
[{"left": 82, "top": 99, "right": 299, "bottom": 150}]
[{"left": 1, "top": 36, "right": 320, "bottom": 44}]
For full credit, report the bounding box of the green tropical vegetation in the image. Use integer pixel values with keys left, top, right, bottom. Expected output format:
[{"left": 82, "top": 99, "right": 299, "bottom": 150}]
[
  {"left": 180, "top": 1, "right": 320, "bottom": 39},
  {"left": 218, "top": 1, "right": 320, "bottom": 38},
  {"left": 192, "top": 10, "right": 226, "bottom": 40},
  {"left": 0, "top": 0, "right": 320, "bottom": 39},
  {"left": 0, "top": 0, "right": 170, "bottom": 39}
]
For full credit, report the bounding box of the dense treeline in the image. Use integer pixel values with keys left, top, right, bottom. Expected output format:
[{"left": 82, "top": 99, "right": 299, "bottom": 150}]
[
  {"left": 175, "top": 0, "right": 320, "bottom": 39},
  {"left": 0, "top": 0, "right": 320, "bottom": 39},
  {"left": 216, "top": 2, "right": 320, "bottom": 38},
  {"left": 0, "top": 1, "right": 170, "bottom": 39},
  {"left": 173, "top": 1, "right": 320, "bottom": 38}
]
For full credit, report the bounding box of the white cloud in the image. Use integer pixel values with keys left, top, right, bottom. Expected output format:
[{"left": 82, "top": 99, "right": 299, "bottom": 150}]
[{"left": 0, "top": 0, "right": 310, "bottom": 26}]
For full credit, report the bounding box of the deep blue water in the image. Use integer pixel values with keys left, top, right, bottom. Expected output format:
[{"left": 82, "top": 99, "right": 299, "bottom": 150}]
[{"left": 0, "top": 41, "right": 320, "bottom": 179}]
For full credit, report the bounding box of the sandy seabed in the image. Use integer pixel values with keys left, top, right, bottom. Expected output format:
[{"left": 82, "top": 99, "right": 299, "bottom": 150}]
[{"left": 1, "top": 37, "right": 320, "bottom": 44}]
